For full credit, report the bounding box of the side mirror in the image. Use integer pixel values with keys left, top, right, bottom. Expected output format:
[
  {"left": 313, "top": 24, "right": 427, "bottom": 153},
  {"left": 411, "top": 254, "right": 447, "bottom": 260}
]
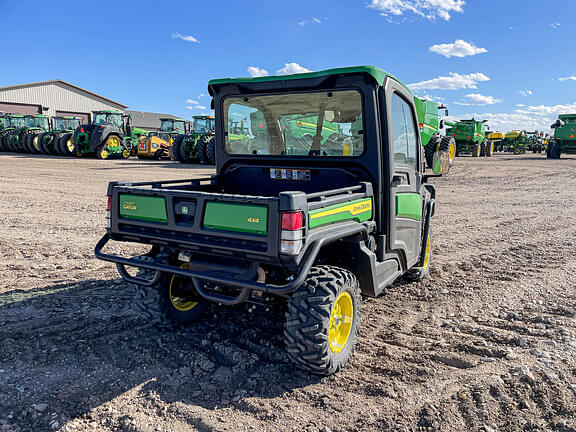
[
  {"left": 439, "top": 120, "right": 444, "bottom": 129},
  {"left": 444, "top": 109, "right": 449, "bottom": 116},
  {"left": 210, "top": 99, "right": 215, "bottom": 110}
]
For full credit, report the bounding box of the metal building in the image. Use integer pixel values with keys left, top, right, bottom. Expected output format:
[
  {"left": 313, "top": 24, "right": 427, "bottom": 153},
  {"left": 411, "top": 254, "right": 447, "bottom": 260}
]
[{"left": 0, "top": 80, "right": 128, "bottom": 124}]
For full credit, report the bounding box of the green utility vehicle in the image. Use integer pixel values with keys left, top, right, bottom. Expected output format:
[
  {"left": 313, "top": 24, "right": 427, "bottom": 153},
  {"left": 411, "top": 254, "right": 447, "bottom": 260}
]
[
  {"left": 548, "top": 114, "right": 576, "bottom": 158},
  {"left": 0, "top": 114, "right": 25, "bottom": 152},
  {"left": 96, "top": 66, "right": 440, "bottom": 375},
  {"left": 138, "top": 117, "right": 187, "bottom": 159},
  {"left": 447, "top": 119, "right": 491, "bottom": 157},
  {"left": 36, "top": 116, "right": 82, "bottom": 155},
  {"left": 502, "top": 130, "right": 529, "bottom": 154},
  {"left": 71, "top": 110, "right": 148, "bottom": 158},
  {"left": 413, "top": 97, "right": 455, "bottom": 174},
  {"left": 526, "top": 131, "right": 544, "bottom": 153},
  {"left": 175, "top": 115, "right": 216, "bottom": 164}
]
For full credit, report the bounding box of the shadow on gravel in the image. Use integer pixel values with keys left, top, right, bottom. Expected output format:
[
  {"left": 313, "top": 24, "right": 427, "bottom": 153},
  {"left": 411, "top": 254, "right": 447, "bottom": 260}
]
[{"left": 0, "top": 278, "right": 319, "bottom": 428}]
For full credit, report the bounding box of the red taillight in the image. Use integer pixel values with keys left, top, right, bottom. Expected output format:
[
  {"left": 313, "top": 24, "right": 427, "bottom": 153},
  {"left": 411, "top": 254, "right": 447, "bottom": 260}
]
[
  {"left": 107, "top": 196, "right": 111, "bottom": 211},
  {"left": 259, "top": 122, "right": 264, "bottom": 129},
  {"left": 281, "top": 212, "right": 303, "bottom": 230},
  {"left": 418, "top": 123, "right": 423, "bottom": 128},
  {"left": 80, "top": 128, "right": 84, "bottom": 133},
  {"left": 467, "top": 136, "right": 471, "bottom": 139},
  {"left": 452, "top": 133, "right": 456, "bottom": 137}
]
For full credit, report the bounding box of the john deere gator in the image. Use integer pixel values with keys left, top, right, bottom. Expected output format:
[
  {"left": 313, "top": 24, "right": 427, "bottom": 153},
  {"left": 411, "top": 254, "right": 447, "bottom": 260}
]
[
  {"left": 36, "top": 116, "right": 81, "bottom": 155},
  {"left": 413, "top": 97, "right": 455, "bottom": 174},
  {"left": 548, "top": 114, "right": 576, "bottom": 159},
  {"left": 71, "top": 110, "right": 145, "bottom": 159},
  {"left": 176, "top": 115, "right": 216, "bottom": 164},
  {"left": 138, "top": 117, "right": 187, "bottom": 159},
  {"left": 447, "top": 119, "right": 491, "bottom": 157},
  {"left": 526, "top": 131, "right": 544, "bottom": 153},
  {"left": 502, "top": 130, "right": 529, "bottom": 154},
  {"left": 0, "top": 114, "right": 25, "bottom": 152}
]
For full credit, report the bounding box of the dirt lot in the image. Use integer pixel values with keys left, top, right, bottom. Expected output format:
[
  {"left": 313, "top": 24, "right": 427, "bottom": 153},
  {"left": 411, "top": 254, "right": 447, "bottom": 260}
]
[{"left": 0, "top": 153, "right": 575, "bottom": 432}]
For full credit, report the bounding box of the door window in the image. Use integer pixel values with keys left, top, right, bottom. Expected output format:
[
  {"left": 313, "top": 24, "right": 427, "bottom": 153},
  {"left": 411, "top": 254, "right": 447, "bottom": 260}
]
[{"left": 391, "top": 94, "right": 418, "bottom": 168}]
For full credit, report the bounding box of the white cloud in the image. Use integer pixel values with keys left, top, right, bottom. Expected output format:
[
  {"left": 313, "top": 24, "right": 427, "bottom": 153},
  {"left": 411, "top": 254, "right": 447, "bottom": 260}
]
[
  {"left": 409, "top": 72, "right": 490, "bottom": 91},
  {"left": 516, "top": 104, "right": 525, "bottom": 107},
  {"left": 186, "top": 105, "right": 206, "bottom": 110},
  {"left": 186, "top": 99, "right": 200, "bottom": 105},
  {"left": 458, "top": 101, "right": 576, "bottom": 132},
  {"left": 198, "top": 93, "right": 206, "bottom": 98},
  {"left": 368, "top": 0, "right": 465, "bottom": 21},
  {"left": 454, "top": 93, "right": 502, "bottom": 106},
  {"left": 172, "top": 32, "right": 199, "bottom": 43},
  {"left": 276, "top": 63, "right": 312, "bottom": 75},
  {"left": 559, "top": 76, "right": 576, "bottom": 82},
  {"left": 418, "top": 94, "right": 445, "bottom": 103},
  {"left": 518, "top": 90, "right": 533, "bottom": 96},
  {"left": 299, "top": 17, "right": 322, "bottom": 26},
  {"left": 429, "top": 40, "right": 487, "bottom": 58},
  {"left": 550, "top": 23, "right": 560, "bottom": 29},
  {"left": 247, "top": 66, "right": 269, "bottom": 77}
]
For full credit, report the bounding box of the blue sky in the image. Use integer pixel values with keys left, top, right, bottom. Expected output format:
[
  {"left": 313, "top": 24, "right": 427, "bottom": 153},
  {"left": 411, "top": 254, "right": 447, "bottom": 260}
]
[{"left": 1, "top": 0, "right": 574, "bottom": 132}]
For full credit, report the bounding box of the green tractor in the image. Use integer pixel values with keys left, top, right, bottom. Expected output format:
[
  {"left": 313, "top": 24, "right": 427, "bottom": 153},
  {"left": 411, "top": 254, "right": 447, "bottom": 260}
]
[
  {"left": 36, "top": 116, "right": 82, "bottom": 155},
  {"left": 446, "top": 119, "right": 492, "bottom": 157},
  {"left": 414, "top": 97, "right": 455, "bottom": 174},
  {"left": 71, "top": 110, "right": 145, "bottom": 159},
  {"left": 174, "top": 115, "right": 216, "bottom": 164},
  {"left": 502, "top": 130, "right": 529, "bottom": 154},
  {"left": 0, "top": 114, "right": 25, "bottom": 152},
  {"left": 137, "top": 117, "right": 187, "bottom": 159},
  {"left": 526, "top": 131, "right": 545, "bottom": 153},
  {"left": 4, "top": 114, "right": 50, "bottom": 153},
  {"left": 548, "top": 114, "right": 576, "bottom": 159}
]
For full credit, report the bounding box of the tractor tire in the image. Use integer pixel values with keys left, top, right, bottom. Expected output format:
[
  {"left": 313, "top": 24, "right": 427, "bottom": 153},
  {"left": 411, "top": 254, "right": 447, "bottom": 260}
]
[
  {"left": 198, "top": 138, "right": 209, "bottom": 165},
  {"left": 551, "top": 141, "right": 561, "bottom": 159},
  {"left": 59, "top": 133, "right": 75, "bottom": 156},
  {"left": 284, "top": 265, "right": 362, "bottom": 376},
  {"left": 424, "top": 135, "right": 441, "bottom": 169},
  {"left": 37, "top": 133, "right": 51, "bottom": 154},
  {"left": 205, "top": 135, "right": 215, "bottom": 164},
  {"left": 404, "top": 229, "right": 432, "bottom": 282},
  {"left": 31, "top": 134, "right": 42, "bottom": 154},
  {"left": 179, "top": 137, "right": 194, "bottom": 164},
  {"left": 479, "top": 141, "right": 486, "bottom": 157},
  {"left": 21, "top": 134, "right": 32, "bottom": 153},
  {"left": 484, "top": 140, "right": 493, "bottom": 157},
  {"left": 439, "top": 136, "right": 456, "bottom": 167},
  {"left": 96, "top": 144, "right": 110, "bottom": 160},
  {"left": 472, "top": 142, "right": 480, "bottom": 157},
  {"left": 170, "top": 135, "right": 184, "bottom": 161}
]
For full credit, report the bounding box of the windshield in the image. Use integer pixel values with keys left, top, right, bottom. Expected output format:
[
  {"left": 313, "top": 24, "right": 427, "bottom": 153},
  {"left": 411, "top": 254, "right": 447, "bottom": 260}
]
[
  {"left": 224, "top": 90, "right": 364, "bottom": 156},
  {"left": 54, "top": 118, "right": 80, "bottom": 130},
  {"left": 7, "top": 117, "right": 25, "bottom": 128},
  {"left": 93, "top": 113, "right": 123, "bottom": 127},
  {"left": 160, "top": 119, "right": 174, "bottom": 132},
  {"left": 193, "top": 118, "right": 214, "bottom": 133},
  {"left": 25, "top": 116, "right": 49, "bottom": 129}
]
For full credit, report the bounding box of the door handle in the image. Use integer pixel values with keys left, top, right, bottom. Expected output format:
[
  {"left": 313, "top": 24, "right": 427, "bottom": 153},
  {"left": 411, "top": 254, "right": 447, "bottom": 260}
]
[{"left": 392, "top": 174, "right": 407, "bottom": 187}]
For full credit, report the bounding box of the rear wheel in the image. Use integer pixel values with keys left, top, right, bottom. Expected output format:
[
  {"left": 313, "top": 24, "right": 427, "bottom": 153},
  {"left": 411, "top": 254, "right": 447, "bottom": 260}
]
[
  {"left": 198, "top": 138, "right": 209, "bottom": 164},
  {"left": 440, "top": 136, "right": 456, "bottom": 167},
  {"left": 59, "top": 133, "right": 75, "bottom": 156},
  {"left": 284, "top": 265, "right": 362, "bottom": 375},
  {"left": 484, "top": 140, "right": 493, "bottom": 157},
  {"left": 551, "top": 141, "right": 561, "bottom": 159},
  {"left": 205, "top": 135, "right": 215, "bottom": 164},
  {"left": 161, "top": 269, "right": 208, "bottom": 324},
  {"left": 179, "top": 137, "right": 194, "bottom": 164}
]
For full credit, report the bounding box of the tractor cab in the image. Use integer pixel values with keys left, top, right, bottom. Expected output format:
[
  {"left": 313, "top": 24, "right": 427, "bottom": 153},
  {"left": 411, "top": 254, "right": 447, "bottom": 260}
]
[
  {"left": 24, "top": 114, "right": 50, "bottom": 131},
  {"left": 93, "top": 110, "right": 124, "bottom": 128},
  {"left": 52, "top": 116, "right": 81, "bottom": 132},
  {"left": 159, "top": 118, "right": 187, "bottom": 134},
  {"left": 4, "top": 114, "right": 25, "bottom": 129},
  {"left": 192, "top": 116, "right": 215, "bottom": 134}
]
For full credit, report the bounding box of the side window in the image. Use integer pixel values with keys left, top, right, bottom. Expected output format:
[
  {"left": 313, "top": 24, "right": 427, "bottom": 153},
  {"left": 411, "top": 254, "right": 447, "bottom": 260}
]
[{"left": 391, "top": 93, "right": 418, "bottom": 169}]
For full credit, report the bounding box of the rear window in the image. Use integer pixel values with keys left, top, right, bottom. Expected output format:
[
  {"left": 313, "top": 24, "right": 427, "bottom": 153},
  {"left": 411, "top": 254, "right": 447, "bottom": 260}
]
[{"left": 223, "top": 90, "right": 364, "bottom": 157}]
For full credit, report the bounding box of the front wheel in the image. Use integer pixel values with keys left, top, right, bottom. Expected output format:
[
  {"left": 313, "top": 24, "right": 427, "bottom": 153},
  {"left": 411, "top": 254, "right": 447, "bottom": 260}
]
[
  {"left": 284, "top": 265, "right": 362, "bottom": 376},
  {"left": 472, "top": 143, "right": 480, "bottom": 157},
  {"left": 404, "top": 229, "right": 432, "bottom": 282}
]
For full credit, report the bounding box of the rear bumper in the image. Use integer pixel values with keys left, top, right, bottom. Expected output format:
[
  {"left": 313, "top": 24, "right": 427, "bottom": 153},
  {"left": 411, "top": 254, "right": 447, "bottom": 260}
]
[{"left": 95, "top": 222, "right": 368, "bottom": 304}]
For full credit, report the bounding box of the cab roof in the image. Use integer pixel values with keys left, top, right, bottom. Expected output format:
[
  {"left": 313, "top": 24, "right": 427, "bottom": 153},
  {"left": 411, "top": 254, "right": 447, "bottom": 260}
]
[
  {"left": 92, "top": 109, "right": 123, "bottom": 114},
  {"left": 160, "top": 117, "right": 186, "bottom": 122},
  {"left": 208, "top": 66, "right": 411, "bottom": 95}
]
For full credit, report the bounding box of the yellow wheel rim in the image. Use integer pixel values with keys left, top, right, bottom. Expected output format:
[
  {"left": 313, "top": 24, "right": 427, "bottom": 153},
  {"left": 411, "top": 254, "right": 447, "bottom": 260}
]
[
  {"left": 33, "top": 136, "right": 41, "bottom": 151},
  {"left": 490, "top": 142, "right": 494, "bottom": 153},
  {"left": 448, "top": 142, "right": 456, "bottom": 164},
  {"left": 328, "top": 292, "right": 354, "bottom": 354},
  {"left": 100, "top": 149, "right": 109, "bottom": 159},
  {"left": 122, "top": 149, "right": 130, "bottom": 159},
  {"left": 169, "top": 273, "right": 198, "bottom": 312},
  {"left": 108, "top": 136, "right": 121, "bottom": 147},
  {"left": 66, "top": 138, "right": 75, "bottom": 153},
  {"left": 423, "top": 234, "right": 431, "bottom": 269},
  {"left": 476, "top": 146, "right": 480, "bottom": 157}
]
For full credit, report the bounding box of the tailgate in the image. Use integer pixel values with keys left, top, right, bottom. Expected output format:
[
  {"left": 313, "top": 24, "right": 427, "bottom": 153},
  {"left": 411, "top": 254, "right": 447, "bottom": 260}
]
[{"left": 110, "top": 185, "right": 280, "bottom": 261}]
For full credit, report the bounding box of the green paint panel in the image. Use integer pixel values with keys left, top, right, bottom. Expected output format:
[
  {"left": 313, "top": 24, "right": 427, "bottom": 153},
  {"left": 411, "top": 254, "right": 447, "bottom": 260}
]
[
  {"left": 119, "top": 194, "right": 168, "bottom": 223},
  {"left": 203, "top": 202, "right": 268, "bottom": 234},
  {"left": 396, "top": 194, "right": 422, "bottom": 221},
  {"left": 308, "top": 198, "right": 373, "bottom": 229}
]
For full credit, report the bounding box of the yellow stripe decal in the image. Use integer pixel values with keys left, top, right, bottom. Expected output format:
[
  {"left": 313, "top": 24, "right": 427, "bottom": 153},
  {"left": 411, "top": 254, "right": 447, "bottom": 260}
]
[{"left": 310, "top": 199, "right": 372, "bottom": 220}]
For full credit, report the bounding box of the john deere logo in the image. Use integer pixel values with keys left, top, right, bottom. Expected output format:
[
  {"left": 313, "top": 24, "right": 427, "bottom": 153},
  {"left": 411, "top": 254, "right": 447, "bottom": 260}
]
[
  {"left": 122, "top": 200, "right": 137, "bottom": 211},
  {"left": 182, "top": 206, "right": 189, "bottom": 215},
  {"left": 248, "top": 217, "right": 260, "bottom": 223}
]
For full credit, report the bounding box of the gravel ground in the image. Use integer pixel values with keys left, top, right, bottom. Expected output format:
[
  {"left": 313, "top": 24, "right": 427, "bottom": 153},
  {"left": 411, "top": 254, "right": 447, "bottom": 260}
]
[{"left": 0, "top": 153, "right": 575, "bottom": 432}]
